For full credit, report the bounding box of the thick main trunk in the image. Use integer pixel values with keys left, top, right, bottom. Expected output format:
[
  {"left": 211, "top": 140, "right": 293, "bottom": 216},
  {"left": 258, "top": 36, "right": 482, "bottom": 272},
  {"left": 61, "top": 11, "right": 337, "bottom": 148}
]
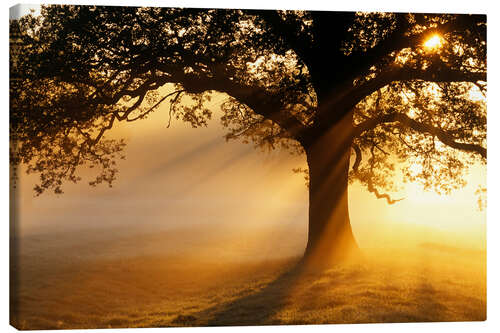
[{"left": 302, "top": 113, "right": 360, "bottom": 267}]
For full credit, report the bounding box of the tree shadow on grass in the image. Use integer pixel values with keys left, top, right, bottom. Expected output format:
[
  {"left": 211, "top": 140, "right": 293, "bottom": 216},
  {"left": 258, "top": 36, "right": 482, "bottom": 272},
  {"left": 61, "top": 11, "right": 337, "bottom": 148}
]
[
  {"left": 187, "top": 258, "right": 307, "bottom": 326},
  {"left": 182, "top": 257, "right": 368, "bottom": 327}
]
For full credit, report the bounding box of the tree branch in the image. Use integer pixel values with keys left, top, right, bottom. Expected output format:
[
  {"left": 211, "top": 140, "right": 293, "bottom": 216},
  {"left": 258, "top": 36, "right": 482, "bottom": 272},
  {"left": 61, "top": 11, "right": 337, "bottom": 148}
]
[
  {"left": 333, "top": 62, "right": 486, "bottom": 123},
  {"left": 351, "top": 142, "right": 403, "bottom": 205},
  {"left": 86, "top": 67, "right": 308, "bottom": 141},
  {"left": 125, "top": 89, "right": 185, "bottom": 122},
  {"left": 165, "top": 71, "right": 308, "bottom": 140},
  {"left": 352, "top": 143, "right": 362, "bottom": 172},
  {"left": 353, "top": 111, "right": 486, "bottom": 159},
  {"left": 367, "top": 181, "right": 404, "bottom": 205}
]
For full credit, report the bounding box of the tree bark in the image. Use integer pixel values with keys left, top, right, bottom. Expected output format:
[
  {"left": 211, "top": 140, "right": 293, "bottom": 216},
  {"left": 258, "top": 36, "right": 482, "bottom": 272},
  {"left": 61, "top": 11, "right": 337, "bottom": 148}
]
[{"left": 302, "top": 112, "right": 360, "bottom": 268}]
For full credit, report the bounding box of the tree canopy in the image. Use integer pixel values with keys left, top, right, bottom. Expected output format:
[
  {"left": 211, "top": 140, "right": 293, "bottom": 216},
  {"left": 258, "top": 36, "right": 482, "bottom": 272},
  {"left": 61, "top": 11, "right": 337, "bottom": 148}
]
[{"left": 10, "top": 6, "right": 486, "bottom": 202}]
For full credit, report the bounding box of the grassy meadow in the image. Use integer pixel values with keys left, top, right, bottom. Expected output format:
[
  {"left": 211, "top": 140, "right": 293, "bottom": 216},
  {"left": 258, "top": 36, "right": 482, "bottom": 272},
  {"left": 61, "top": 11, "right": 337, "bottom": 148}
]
[{"left": 10, "top": 222, "right": 486, "bottom": 330}]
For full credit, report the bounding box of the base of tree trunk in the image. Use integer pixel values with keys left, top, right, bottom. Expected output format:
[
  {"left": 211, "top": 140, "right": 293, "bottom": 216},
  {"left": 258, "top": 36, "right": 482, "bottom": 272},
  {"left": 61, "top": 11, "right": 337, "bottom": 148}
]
[{"left": 300, "top": 225, "right": 362, "bottom": 270}]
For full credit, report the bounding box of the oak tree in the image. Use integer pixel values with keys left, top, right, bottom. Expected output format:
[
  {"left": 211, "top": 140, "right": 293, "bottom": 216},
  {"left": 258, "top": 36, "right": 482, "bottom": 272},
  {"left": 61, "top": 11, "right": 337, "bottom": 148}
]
[{"left": 10, "top": 6, "right": 486, "bottom": 265}]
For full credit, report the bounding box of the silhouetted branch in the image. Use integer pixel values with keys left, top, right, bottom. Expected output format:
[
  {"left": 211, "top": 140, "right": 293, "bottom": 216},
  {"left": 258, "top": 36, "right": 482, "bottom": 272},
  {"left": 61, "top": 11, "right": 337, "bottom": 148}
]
[
  {"left": 367, "top": 181, "right": 404, "bottom": 205},
  {"left": 367, "top": 146, "right": 404, "bottom": 205},
  {"left": 340, "top": 63, "right": 486, "bottom": 119},
  {"left": 351, "top": 143, "right": 362, "bottom": 172},
  {"left": 175, "top": 74, "right": 308, "bottom": 138},
  {"left": 126, "top": 89, "right": 185, "bottom": 122},
  {"left": 93, "top": 115, "right": 116, "bottom": 145},
  {"left": 166, "top": 90, "right": 184, "bottom": 128},
  {"left": 353, "top": 111, "right": 487, "bottom": 159},
  {"left": 351, "top": 142, "right": 403, "bottom": 204}
]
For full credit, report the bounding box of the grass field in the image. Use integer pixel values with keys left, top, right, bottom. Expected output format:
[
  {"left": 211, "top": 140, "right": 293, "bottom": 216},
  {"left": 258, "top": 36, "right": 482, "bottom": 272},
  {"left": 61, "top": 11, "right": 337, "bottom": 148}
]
[{"left": 10, "top": 224, "right": 486, "bottom": 330}]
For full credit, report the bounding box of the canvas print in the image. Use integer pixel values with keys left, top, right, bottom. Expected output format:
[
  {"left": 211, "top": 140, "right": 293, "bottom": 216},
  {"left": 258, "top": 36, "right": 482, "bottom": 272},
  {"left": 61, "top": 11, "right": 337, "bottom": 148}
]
[{"left": 9, "top": 4, "right": 486, "bottom": 330}]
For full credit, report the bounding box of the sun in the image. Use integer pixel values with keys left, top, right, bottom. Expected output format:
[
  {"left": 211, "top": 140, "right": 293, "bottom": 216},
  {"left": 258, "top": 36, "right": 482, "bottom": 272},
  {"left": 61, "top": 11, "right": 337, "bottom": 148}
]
[{"left": 423, "top": 34, "right": 443, "bottom": 50}]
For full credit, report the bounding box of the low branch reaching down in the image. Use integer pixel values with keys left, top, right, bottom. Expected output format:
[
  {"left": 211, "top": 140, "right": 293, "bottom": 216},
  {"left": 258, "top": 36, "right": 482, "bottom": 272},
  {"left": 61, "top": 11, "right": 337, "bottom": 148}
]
[
  {"left": 352, "top": 143, "right": 362, "bottom": 171},
  {"left": 351, "top": 143, "right": 404, "bottom": 205},
  {"left": 367, "top": 182, "right": 405, "bottom": 205}
]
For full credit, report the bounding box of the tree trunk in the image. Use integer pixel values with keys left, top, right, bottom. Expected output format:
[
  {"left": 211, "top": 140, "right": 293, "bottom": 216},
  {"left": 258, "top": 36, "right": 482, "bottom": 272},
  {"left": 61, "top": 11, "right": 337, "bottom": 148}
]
[{"left": 302, "top": 112, "right": 360, "bottom": 268}]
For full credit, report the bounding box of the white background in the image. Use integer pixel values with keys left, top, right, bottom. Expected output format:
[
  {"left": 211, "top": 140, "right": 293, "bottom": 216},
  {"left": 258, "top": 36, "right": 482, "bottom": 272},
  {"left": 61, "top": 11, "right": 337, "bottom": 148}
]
[{"left": 2, "top": 1, "right": 498, "bottom": 332}]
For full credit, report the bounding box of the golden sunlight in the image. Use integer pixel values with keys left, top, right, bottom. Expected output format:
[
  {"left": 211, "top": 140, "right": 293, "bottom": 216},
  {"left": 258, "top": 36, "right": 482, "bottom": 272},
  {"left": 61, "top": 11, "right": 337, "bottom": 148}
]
[{"left": 423, "top": 34, "right": 443, "bottom": 50}]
